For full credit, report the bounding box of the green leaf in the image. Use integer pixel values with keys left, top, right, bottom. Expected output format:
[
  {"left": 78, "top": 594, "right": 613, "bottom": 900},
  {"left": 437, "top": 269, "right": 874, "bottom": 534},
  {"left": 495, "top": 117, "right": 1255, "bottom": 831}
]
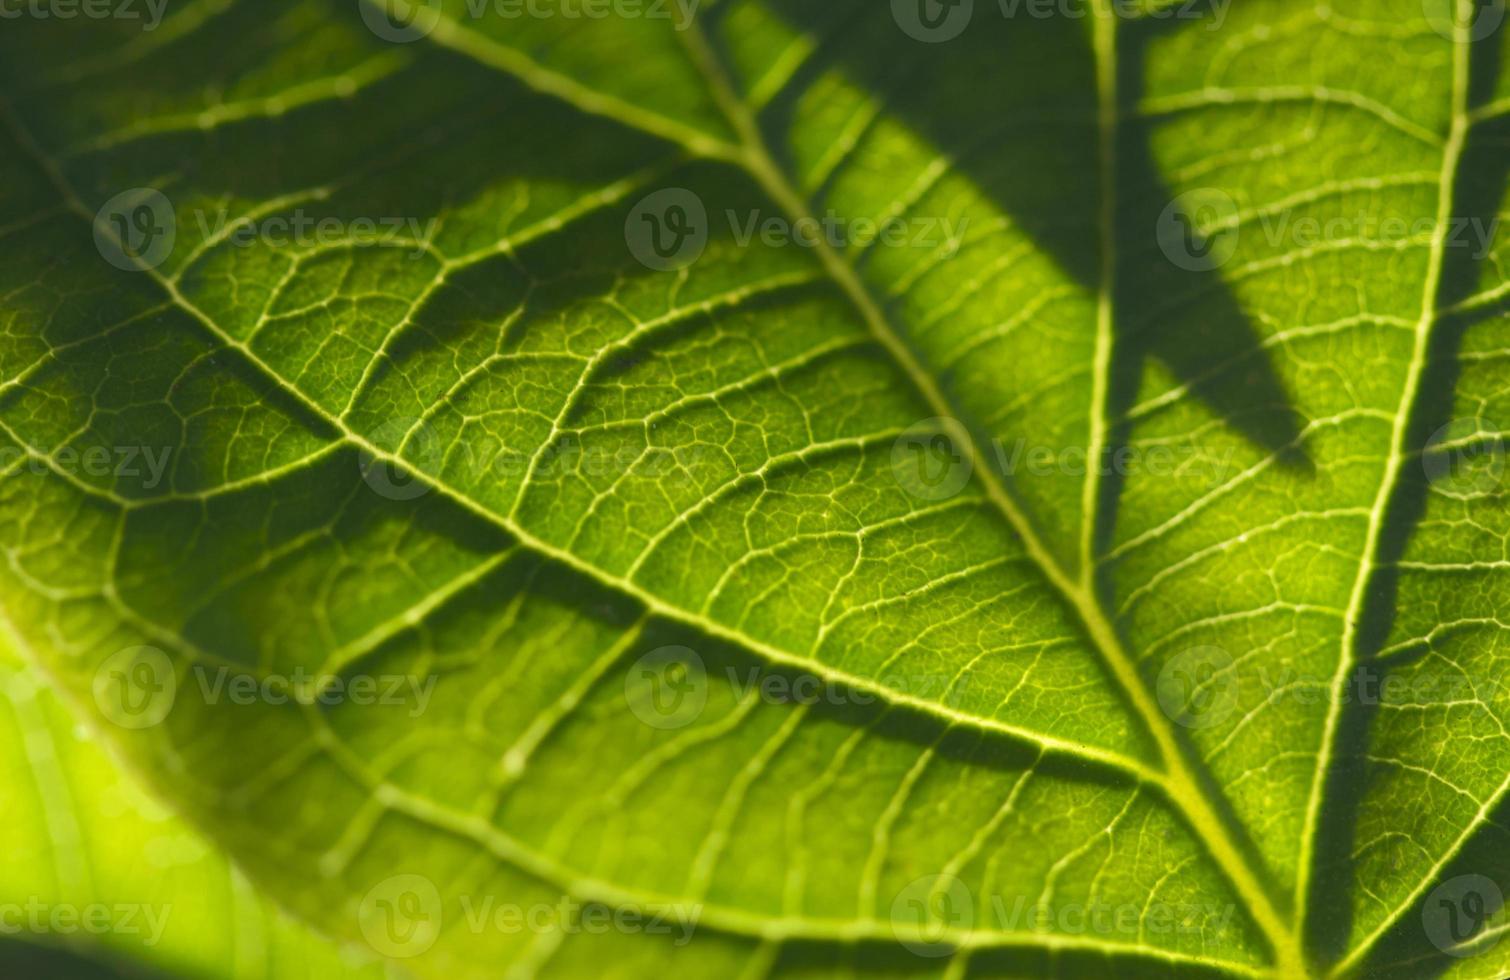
[
  {"left": 0, "top": 633, "right": 396, "bottom": 979},
  {"left": 0, "top": 0, "right": 1507, "bottom": 977}
]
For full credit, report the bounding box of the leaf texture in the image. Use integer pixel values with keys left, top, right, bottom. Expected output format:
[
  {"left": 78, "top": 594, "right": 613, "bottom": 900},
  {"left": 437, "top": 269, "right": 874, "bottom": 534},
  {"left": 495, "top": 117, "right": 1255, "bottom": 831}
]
[{"left": 0, "top": 0, "right": 1507, "bottom": 977}]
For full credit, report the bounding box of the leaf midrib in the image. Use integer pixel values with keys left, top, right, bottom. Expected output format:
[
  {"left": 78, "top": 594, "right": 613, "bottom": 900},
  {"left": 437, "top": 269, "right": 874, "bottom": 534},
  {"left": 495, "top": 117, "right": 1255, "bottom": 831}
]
[{"left": 668, "top": 9, "right": 1309, "bottom": 975}]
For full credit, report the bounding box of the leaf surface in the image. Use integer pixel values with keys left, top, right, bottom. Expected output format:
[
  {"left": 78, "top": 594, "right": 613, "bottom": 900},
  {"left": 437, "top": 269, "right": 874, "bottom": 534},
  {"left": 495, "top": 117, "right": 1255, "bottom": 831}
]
[
  {"left": 0, "top": 0, "right": 1508, "bottom": 977},
  {"left": 0, "top": 634, "right": 393, "bottom": 979}
]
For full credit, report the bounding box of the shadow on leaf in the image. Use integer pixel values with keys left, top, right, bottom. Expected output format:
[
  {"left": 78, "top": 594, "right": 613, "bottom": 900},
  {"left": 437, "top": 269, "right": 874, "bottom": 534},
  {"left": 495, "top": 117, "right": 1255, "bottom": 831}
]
[
  {"left": 1305, "top": 23, "right": 1509, "bottom": 975},
  {"left": 753, "top": 0, "right": 1306, "bottom": 488}
]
